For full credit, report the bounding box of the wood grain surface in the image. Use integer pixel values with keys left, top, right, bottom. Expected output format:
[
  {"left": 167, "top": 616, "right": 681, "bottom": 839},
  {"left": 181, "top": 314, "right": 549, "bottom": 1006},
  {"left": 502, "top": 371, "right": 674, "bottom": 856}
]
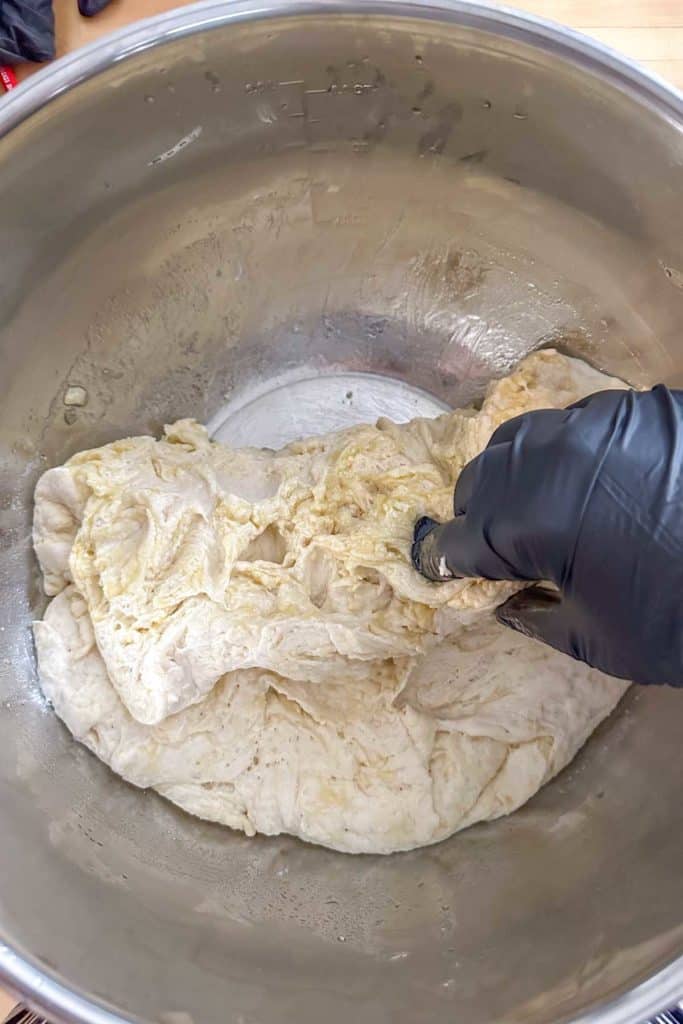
[
  {"left": 0, "top": 987, "right": 12, "bottom": 1017},
  {"left": 0, "top": 0, "right": 681, "bottom": 1018}
]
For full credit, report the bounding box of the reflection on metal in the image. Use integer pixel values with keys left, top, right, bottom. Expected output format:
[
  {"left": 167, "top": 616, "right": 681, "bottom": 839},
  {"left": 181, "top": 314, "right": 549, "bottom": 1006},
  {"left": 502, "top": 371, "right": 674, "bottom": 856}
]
[{"left": 0, "top": 3, "right": 682, "bottom": 1024}]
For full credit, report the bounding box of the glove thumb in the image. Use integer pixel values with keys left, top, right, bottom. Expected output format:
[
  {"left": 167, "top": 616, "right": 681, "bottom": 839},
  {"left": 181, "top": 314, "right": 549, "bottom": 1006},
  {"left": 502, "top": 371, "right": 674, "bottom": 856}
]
[{"left": 496, "top": 585, "right": 583, "bottom": 663}]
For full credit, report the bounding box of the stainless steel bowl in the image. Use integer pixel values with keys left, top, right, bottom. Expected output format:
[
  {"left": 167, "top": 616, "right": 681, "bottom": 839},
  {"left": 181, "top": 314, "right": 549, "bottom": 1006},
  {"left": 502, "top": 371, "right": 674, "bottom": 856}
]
[{"left": 1, "top": 3, "right": 682, "bottom": 1023}]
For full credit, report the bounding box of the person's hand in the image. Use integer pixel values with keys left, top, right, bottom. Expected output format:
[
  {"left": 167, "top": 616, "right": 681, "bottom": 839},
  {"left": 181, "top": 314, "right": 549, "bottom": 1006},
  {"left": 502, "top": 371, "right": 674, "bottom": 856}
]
[{"left": 411, "top": 386, "right": 683, "bottom": 687}]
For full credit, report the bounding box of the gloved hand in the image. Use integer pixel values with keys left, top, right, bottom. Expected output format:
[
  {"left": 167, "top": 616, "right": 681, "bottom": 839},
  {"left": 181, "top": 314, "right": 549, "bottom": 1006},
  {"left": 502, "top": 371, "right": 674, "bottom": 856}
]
[{"left": 412, "top": 385, "right": 683, "bottom": 687}]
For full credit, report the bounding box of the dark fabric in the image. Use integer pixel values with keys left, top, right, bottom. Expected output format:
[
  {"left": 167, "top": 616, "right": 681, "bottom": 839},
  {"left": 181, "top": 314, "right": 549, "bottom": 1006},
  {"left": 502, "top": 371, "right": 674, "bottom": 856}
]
[
  {"left": 412, "top": 386, "right": 683, "bottom": 687},
  {"left": 0, "top": 0, "right": 55, "bottom": 64},
  {"left": 78, "top": 0, "right": 114, "bottom": 16}
]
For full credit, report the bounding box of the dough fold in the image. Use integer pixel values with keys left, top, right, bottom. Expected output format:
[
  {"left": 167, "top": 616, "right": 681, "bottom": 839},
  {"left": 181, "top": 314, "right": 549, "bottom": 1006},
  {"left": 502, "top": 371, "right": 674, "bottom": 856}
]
[{"left": 33, "top": 349, "right": 628, "bottom": 854}]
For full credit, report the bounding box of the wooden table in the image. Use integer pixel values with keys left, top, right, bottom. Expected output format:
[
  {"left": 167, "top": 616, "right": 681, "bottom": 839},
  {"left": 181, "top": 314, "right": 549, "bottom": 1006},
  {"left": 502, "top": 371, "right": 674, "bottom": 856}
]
[
  {"left": 9, "top": 0, "right": 683, "bottom": 89},
  {"left": 0, "top": 0, "right": 681, "bottom": 1018}
]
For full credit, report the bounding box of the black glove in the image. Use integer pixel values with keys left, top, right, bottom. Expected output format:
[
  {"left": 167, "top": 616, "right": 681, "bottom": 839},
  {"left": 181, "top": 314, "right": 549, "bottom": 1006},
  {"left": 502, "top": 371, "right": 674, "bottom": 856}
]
[
  {"left": 412, "top": 386, "right": 683, "bottom": 687},
  {"left": 78, "top": 0, "right": 114, "bottom": 17}
]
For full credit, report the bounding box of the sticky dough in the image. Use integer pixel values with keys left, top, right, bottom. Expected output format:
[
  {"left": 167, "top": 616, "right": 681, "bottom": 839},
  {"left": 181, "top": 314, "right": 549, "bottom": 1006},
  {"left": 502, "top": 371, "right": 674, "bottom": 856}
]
[{"left": 33, "top": 349, "right": 628, "bottom": 854}]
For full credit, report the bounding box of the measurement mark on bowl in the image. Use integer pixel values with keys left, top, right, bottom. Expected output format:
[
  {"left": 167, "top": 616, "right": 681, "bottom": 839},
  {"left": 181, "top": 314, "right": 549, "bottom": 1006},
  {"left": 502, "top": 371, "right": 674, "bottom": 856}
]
[{"left": 148, "top": 125, "right": 203, "bottom": 167}]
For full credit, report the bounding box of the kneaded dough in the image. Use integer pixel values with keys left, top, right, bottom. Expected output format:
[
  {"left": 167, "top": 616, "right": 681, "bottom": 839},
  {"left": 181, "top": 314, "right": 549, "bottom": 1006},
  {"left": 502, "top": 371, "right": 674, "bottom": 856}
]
[{"left": 33, "top": 349, "right": 629, "bottom": 854}]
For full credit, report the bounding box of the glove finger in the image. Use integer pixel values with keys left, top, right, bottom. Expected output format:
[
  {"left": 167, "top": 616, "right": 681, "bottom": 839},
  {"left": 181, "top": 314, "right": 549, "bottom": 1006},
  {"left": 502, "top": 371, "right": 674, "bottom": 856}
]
[
  {"left": 450, "top": 411, "right": 536, "bottom": 520},
  {"left": 412, "top": 515, "right": 441, "bottom": 552},
  {"left": 496, "top": 586, "right": 584, "bottom": 662},
  {"left": 412, "top": 513, "right": 530, "bottom": 581},
  {"left": 453, "top": 439, "right": 514, "bottom": 516},
  {"left": 486, "top": 411, "right": 530, "bottom": 448},
  {"left": 453, "top": 419, "right": 529, "bottom": 518},
  {"left": 453, "top": 457, "right": 479, "bottom": 516},
  {"left": 487, "top": 406, "right": 583, "bottom": 451},
  {"left": 411, "top": 517, "right": 461, "bottom": 580}
]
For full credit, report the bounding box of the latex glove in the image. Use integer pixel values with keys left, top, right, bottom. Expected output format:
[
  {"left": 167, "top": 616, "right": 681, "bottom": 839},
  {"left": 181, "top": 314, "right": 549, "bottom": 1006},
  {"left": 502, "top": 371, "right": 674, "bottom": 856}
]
[{"left": 411, "top": 386, "right": 683, "bottom": 687}]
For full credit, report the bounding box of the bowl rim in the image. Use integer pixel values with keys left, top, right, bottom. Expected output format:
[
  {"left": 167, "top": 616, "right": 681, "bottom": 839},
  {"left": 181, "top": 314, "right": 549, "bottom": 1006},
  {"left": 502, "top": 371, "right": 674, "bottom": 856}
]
[
  {"left": 0, "top": 2, "right": 681, "bottom": 1022},
  {"left": 0, "top": 0, "right": 682, "bottom": 141}
]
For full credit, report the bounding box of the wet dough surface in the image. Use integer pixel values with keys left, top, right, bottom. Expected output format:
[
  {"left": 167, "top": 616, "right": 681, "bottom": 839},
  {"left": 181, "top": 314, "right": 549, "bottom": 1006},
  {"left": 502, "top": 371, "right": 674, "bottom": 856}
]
[{"left": 33, "top": 350, "right": 628, "bottom": 853}]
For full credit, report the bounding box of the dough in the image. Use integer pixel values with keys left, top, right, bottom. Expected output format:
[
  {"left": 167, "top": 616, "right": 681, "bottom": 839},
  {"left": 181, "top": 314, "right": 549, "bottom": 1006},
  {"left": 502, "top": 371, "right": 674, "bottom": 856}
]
[{"left": 33, "top": 349, "right": 629, "bottom": 854}]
